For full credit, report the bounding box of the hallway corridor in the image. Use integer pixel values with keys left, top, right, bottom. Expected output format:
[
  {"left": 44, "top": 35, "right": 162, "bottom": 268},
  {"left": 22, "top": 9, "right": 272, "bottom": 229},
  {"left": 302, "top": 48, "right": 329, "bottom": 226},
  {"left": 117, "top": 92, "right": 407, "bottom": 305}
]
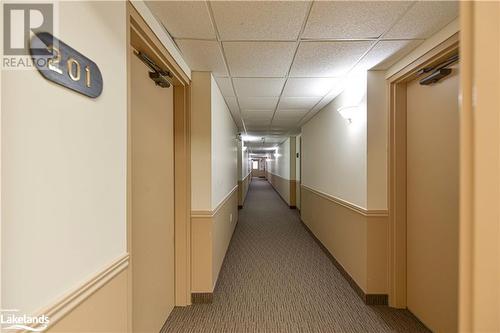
[{"left": 162, "top": 179, "right": 429, "bottom": 333}]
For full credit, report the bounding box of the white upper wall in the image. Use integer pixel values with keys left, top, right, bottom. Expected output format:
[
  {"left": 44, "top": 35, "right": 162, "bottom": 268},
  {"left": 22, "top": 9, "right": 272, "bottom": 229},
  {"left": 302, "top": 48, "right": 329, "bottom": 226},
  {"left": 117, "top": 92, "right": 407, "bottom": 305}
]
[
  {"left": 211, "top": 75, "right": 238, "bottom": 209},
  {"left": 302, "top": 72, "right": 368, "bottom": 208},
  {"left": 237, "top": 142, "right": 250, "bottom": 181},
  {"left": 1, "top": 1, "right": 127, "bottom": 313},
  {"left": 267, "top": 137, "right": 292, "bottom": 180}
]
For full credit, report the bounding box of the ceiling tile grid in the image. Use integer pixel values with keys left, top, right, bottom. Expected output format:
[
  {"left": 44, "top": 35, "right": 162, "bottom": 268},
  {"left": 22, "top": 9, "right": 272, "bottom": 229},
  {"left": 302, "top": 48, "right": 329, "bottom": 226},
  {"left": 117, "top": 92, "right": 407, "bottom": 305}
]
[
  {"left": 233, "top": 78, "right": 286, "bottom": 97},
  {"left": 147, "top": 0, "right": 459, "bottom": 150},
  {"left": 302, "top": 1, "right": 413, "bottom": 39},
  {"left": 146, "top": 1, "right": 216, "bottom": 39},
  {"left": 210, "top": 1, "right": 310, "bottom": 41},
  {"left": 223, "top": 42, "right": 297, "bottom": 77}
]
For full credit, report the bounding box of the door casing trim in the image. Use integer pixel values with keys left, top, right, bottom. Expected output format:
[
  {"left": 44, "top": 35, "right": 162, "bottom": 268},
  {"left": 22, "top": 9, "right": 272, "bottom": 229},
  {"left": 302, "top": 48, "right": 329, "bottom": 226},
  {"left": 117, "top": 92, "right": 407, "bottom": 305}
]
[
  {"left": 126, "top": 3, "right": 192, "bottom": 324},
  {"left": 387, "top": 34, "right": 459, "bottom": 308}
]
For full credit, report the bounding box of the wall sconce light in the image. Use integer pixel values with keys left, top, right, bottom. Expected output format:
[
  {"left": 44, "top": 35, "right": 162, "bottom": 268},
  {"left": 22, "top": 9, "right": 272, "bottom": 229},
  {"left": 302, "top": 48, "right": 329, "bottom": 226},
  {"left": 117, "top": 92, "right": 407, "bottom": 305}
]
[{"left": 337, "top": 105, "right": 359, "bottom": 124}]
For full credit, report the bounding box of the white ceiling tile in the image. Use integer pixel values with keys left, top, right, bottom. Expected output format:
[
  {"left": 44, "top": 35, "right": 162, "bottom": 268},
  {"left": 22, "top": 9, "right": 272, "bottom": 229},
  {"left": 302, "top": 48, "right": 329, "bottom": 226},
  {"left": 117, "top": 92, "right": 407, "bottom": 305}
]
[
  {"left": 356, "top": 40, "right": 424, "bottom": 71},
  {"left": 245, "top": 118, "right": 271, "bottom": 126},
  {"left": 239, "top": 97, "right": 279, "bottom": 110},
  {"left": 279, "top": 97, "right": 321, "bottom": 109},
  {"left": 233, "top": 78, "right": 286, "bottom": 97},
  {"left": 224, "top": 96, "right": 240, "bottom": 114},
  {"left": 384, "top": 1, "right": 458, "bottom": 39},
  {"left": 283, "top": 78, "right": 341, "bottom": 97},
  {"left": 270, "top": 126, "right": 292, "bottom": 132},
  {"left": 303, "top": 1, "right": 412, "bottom": 39},
  {"left": 146, "top": 1, "right": 216, "bottom": 39},
  {"left": 272, "top": 118, "right": 300, "bottom": 126},
  {"left": 223, "top": 42, "right": 296, "bottom": 77},
  {"left": 290, "top": 41, "right": 374, "bottom": 77},
  {"left": 246, "top": 125, "right": 269, "bottom": 131},
  {"left": 246, "top": 130, "right": 267, "bottom": 137},
  {"left": 214, "top": 77, "right": 235, "bottom": 97},
  {"left": 211, "top": 1, "right": 309, "bottom": 41},
  {"left": 274, "top": 110, "right": 308, "bottom": 119},
  {"left": 175, "top": 39, "right": 228, "bottom": 76},
  {"left": 243, "top": 110, "right": 274, "bottom": 120}
]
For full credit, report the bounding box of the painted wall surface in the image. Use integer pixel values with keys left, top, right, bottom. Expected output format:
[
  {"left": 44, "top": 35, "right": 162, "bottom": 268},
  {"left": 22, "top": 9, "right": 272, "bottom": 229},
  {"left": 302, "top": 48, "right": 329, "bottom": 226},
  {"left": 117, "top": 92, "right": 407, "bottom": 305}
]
[
  {"left": 47, "top": 270, "right": 129, "bottom": 333},
  {"left": 367, "top": 71, "right": 388, "bottom": 210},
  {"left": 302, "top": 73, "right": 368, "bottom": 208},
  {"left": 296, "top": 135, "right": 301, "bottom": 209},
  {"left": 212, "top": 190, "right": 238, "bottom": 288},
  {"left": 237, "top": 141, "right": 251, "bottom": 206},
  {"left": 300, "top": 71, "right": 389, "bottom": 294},
  {"left": 237, "top": 141, "right": 250, "bottom": 181},
  {"left": 267, "top": 138, "right": 291, "bottom": 180},
  {"left": 1, "top": 1, "right": 127, "bottom": 314},
  {"left": 211, "top": 76, "right": 238, "bottom": 209},
  {"left": 190, "top": 73, "right": 239, "bottom": 293},
  {"left": 190, "top": 72, "right": 212, "bottom": 211},
  {"left": 458, "top": 3, "right": 500, "bottom": 331},
  {"left": 266, "top": 138, "right": 296, "bottom": 206}
]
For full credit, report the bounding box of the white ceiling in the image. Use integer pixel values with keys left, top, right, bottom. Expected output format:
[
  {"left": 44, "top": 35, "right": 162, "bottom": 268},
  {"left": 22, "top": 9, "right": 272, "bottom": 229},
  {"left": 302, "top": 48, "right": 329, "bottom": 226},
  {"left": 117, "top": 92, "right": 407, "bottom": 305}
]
[{"left": 146, "top": 0, "right": 458, "bottom": 152}]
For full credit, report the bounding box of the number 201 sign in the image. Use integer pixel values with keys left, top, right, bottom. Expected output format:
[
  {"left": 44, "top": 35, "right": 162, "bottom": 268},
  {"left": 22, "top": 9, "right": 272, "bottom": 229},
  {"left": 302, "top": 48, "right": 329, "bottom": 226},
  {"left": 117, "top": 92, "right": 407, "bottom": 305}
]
[{"left": 30, "top": 32, "right": 103, "bottom": 98}]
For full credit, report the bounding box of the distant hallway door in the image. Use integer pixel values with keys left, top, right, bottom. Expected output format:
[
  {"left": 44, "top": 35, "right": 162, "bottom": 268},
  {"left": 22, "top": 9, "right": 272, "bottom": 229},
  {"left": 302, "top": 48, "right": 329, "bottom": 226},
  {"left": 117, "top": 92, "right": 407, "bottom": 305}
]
[
  {"left": 406, "top": 62, "right": 459, "bottom": 332},
  {"left": 131, "top": 49, "right": 175, "bottom": 332}
]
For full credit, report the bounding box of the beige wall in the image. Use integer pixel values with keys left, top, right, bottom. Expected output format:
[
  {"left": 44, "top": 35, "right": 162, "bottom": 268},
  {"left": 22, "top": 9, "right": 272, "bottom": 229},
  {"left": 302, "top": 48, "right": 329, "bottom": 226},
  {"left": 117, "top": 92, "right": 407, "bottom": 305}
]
[
  {"left": 1, "top": 0, "right": 127, "bottom": 315},
  {"left": 191, "top": 188, "right": 238, "bottom": 292},
  {"left": 48, "top": 270, "right": 129, "bottom": 333},
  {"left": 266, "top": 172, "right": 291, "bottom": 206},
  {"left": 301, "top": 186, "right": 388, "bottom": 294},
  {"left": 190, "top": 72, "right": 213, "bottom": 211},
  {"left": 459, "top": 2, "right": 500, "bottom": 331},
  {"left": 190, "top": 72, "right": 238, "bottom": 293},
  {"left": 366, "top": 72, "right": 388, "bottom": 210}
]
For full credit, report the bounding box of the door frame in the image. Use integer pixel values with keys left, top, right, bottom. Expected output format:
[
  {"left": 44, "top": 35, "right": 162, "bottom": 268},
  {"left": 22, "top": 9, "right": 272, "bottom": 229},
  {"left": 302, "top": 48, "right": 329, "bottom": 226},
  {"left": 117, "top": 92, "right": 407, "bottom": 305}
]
[
  {"left": 126, "top": 2, "right": 192, "bottom": 323},
  {"left": 387, "top": 34, "right": 459, "bottom": 308}
]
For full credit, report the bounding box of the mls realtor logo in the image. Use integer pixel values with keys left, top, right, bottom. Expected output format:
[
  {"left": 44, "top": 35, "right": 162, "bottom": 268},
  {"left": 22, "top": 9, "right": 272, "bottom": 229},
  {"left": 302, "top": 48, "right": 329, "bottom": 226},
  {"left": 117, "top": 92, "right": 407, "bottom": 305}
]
[
  {"left": 0, "top": 309, "right": 50, "bottom": 332},
  {"left": 2, "top": 2, "right": 55, "bottom": 69}
]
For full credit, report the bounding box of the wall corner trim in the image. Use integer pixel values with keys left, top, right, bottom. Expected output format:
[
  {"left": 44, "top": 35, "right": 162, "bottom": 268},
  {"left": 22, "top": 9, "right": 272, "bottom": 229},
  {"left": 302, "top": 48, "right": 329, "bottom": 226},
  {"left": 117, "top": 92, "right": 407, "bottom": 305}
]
[
  {"left": 301, "top": 184, "right": 388, "bottom": 217},
  {"left": 191, "top": 185, "right": 238, "bottom": 218},
  {"left": 33, "top": 254, "right": 130, "bottom": 331}
]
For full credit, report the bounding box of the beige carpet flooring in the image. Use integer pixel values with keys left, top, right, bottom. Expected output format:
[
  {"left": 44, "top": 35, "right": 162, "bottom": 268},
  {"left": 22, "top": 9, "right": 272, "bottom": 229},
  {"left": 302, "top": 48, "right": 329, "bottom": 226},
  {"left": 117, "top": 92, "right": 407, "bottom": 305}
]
[{"left": 161, "top": 178, "right": 430, "bottom": 333}]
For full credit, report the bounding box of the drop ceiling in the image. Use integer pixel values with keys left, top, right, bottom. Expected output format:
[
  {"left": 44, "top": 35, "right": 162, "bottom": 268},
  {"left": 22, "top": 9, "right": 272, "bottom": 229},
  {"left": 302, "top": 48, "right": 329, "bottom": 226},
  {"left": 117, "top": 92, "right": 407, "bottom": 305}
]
[{"left": 146, "top": 0, "right": 458, "bottom": 152}]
